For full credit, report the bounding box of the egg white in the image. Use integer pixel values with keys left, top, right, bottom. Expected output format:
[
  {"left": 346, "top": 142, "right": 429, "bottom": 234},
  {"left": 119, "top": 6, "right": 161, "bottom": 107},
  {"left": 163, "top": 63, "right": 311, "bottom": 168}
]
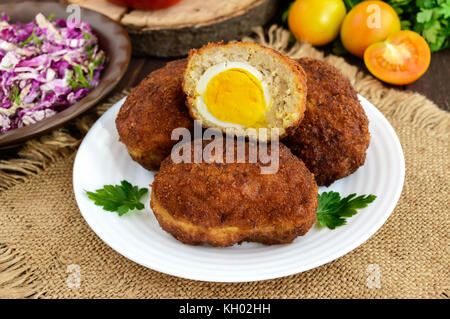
[{"left": 195, "top": 62, "right": 271, "bottom": 128}]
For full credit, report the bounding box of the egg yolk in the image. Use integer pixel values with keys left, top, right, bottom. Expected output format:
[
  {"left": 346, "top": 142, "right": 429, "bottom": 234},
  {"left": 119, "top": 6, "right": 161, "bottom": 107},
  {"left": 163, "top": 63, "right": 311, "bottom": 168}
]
[{"left": 203, "top": 68, "right": 267, "bottom": 127}]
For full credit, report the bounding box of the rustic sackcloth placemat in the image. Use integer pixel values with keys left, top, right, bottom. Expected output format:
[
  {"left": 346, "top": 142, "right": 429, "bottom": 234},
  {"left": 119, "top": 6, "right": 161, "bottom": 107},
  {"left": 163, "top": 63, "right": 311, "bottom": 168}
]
[{"left": 0, "top": 26, "right": 449, "bottom": 299}]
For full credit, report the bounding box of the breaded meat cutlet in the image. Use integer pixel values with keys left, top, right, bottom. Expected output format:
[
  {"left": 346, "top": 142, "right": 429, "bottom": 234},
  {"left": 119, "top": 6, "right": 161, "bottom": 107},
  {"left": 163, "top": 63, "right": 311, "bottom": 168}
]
[
  {"left": 183, "top": 42, "right": 307, "bottom": 142},
  {"left": 116, "top": 59, "right": 193, "bottom": 170},
  {"left": 284, "top": 58, "right": 370, "bottom": 186},
  {"left": 151, "top": 140, "right": 318, "bottom": 247}
]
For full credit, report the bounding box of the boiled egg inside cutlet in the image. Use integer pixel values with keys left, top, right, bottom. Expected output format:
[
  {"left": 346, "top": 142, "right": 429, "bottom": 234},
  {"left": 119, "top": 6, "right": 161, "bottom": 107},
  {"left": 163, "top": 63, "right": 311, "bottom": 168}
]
[{"left": 195, "top": 62, "right": 271, "bottom": 129}]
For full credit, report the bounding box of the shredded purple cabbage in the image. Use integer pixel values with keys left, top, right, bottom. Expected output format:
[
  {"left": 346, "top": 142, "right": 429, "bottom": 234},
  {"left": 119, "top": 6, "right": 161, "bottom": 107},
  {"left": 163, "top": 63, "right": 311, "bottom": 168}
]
[{"left": 0, "top": 13, "right": 106, "bottom": 133}]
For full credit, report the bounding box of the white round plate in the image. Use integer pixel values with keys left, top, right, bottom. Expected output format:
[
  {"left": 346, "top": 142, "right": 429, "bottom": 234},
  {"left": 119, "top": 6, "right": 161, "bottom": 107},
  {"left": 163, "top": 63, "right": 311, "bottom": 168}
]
[{"left": 73, "top": 95, "right": 405, "bottom": 282}]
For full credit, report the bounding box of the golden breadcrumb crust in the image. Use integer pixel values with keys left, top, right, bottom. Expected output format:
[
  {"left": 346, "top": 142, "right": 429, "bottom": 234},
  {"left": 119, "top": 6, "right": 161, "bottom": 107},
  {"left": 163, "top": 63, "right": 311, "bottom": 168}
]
[
  {"left": 284, "top": 58, "right": 371, "bottom": 186},
  {"left": 116, "top": 59, "right": 193, "bottom": 170},
  {"left": 151, "top": 141, "right": 318, "bottom": 247}
]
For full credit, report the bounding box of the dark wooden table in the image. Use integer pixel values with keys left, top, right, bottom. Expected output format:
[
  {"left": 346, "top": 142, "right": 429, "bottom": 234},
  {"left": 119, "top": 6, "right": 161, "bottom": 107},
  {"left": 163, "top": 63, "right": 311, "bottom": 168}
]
[
  {"left": 0, "top": 0, "right": 447, "bottom": 160},
  {"left": 117, "top": 49, "right": 449, "bottom": 112},
  {"left": 101, "top": 7, "right": 450, "bottom": 112},
  {"left": 1, "top": 0, "right": 448, "bottom": 111}
]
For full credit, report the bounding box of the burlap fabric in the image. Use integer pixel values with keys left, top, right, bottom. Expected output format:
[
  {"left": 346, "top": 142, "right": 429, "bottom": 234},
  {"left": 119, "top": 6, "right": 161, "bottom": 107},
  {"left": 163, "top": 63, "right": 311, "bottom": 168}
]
[{"left": 0, "top": 26, "right": 449, "bottom": 299}]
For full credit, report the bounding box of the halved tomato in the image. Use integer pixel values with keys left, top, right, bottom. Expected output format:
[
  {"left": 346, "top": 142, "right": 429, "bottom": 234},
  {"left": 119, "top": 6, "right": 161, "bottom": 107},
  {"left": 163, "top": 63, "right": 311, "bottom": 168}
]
[{"left": 364, "top": 30, "right": 431, "bottom": 85}]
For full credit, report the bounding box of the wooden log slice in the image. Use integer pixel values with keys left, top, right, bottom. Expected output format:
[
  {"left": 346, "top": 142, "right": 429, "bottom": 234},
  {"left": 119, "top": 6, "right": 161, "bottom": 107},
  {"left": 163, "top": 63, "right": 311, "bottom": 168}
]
[{"left": 67, "top": 0, "right": 278, "bottom": 57}]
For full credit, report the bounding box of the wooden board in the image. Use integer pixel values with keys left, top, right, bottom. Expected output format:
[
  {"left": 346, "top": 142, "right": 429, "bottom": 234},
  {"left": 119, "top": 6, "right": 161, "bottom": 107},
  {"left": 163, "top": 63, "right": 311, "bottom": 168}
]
[
  {"left": 67, "top": 0, "right": 127, "bottom": 21},
  {"left": 67, "top": 0, "right": 278, "bottom": 57}
]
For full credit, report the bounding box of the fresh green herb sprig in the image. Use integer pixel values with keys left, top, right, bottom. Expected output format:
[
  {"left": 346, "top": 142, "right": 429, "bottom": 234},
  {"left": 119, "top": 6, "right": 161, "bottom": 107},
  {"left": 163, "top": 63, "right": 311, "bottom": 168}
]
[
  {"left": 83, "top": 30, "right": 95, "bottom": 41},
  {"left": 397, "top": 0, "right": 450, "bottom": 52},
  {"left": 67, "top": 31, "right": 104, "bottom": 89},
  {"left": 67, "top": 65, "right": 93, "bottom": 90},
  {"left": 19, "top": 28, "right": 42, "bottom": 47},
  {"left": 86, "top": 180, "right": 148, "bottom": 216},
  {"left": 88, "top": 52, "right": 105, "bottom": 81},
  {"left": 317, "top": 191, "right": 377, "bottom": 229},
  {"left": 343, "top": 0, "right": 362, "bottom": 9},
  {"left": 281, "top": 2, "right": 294, "bottom": 23},
  {"left": 8, "top": 84, "right": 20, "bottom": 105}
]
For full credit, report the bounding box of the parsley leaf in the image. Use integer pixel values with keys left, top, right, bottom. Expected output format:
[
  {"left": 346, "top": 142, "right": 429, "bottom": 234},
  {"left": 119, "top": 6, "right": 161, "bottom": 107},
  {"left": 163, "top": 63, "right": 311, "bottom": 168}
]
[
  {"left": 88, "top": 53, "right": 105, "bottom": 81},
  {"left": 343, "top": 0, "right": 362, "bottom": 9},
  {"left": 86, "top": 181, "right": 148, "bottom": 216},
  {"left": 8, "top": 84, "right": 20, "bottom": 105},
  {"left": 317, "top": 191, "right": 377, "bottom": 229},
  {"left": 387, "top": 0, "right": 450, "bottom": 52},
  {"left": 326, "top": 0, "right": 450, "bottom": 53},
  {"left": 281, "top": 2, "right": 293, "bottom": 23},
  {"left": 83, "top": 30, "right": 95, "bottom": 41},
  {"left": 19, "top": 28, "right": 42, "bottom": 47},
  {"left": 19, "top": 29, "right": 35, "bottom": 47},
  {"left": 67, "top": 65, "right": 92, "bottom": 90},
  {"left": 416, "top": 0, "right": 436, "bottom": 9},
  {"left": 422, "top": 19, "right": 441, "bottom": 43},
  {"left": 417, "top": 8, "right": 434, "bottom": 23},
  {"left": 73, "top": 65, "right": 91, "bottom": 88}
]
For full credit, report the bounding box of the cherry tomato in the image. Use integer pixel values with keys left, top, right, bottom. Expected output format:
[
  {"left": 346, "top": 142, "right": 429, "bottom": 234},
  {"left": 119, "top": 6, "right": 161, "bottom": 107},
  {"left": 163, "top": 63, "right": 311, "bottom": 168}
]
[
  {"left": 340, "top": 1, "right": 400, "bottom": 57},
  {"left": 108, "top": 0, "right": 181, "bottom": 10},
  {"left": 288, "top": 0, "right": 347, "bottom": 46},
  {"left": 364, "top": 30, "right": 431, "bottom": 85}
]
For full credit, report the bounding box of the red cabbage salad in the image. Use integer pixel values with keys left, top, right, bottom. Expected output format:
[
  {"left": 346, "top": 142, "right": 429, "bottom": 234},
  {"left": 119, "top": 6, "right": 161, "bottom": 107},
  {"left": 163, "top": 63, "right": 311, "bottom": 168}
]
[{"left": 0, "top": 13, "right": 106, "bottom": 133}]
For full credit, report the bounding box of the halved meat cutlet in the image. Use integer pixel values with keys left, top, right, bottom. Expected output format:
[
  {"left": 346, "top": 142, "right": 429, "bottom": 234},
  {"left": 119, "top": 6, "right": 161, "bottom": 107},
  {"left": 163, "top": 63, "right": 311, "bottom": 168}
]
[{"left": 183, "top": 42, "right": 307, "bottom": 141}]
